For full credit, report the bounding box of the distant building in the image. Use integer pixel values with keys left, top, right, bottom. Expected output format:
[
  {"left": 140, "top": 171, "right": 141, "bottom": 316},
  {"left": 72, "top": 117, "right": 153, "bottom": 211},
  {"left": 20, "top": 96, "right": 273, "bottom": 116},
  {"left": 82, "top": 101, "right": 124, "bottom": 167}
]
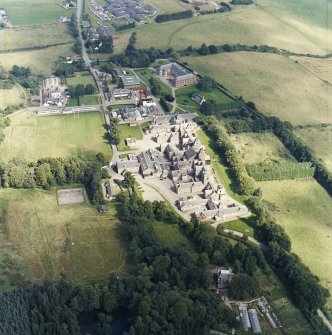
[
  {"left": 157, "top": 63, "right": 198, "bottom": 88},
  {"left": 192, "top": 94, "right": 206, "bottom": 105},
  {"left": 121, "top": 74, "right": 140, "bottom": 88}
]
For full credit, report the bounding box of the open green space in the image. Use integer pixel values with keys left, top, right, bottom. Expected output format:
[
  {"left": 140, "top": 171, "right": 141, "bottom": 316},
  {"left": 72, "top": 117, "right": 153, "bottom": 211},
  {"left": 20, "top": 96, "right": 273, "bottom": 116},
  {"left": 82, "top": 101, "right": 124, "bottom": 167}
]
[
  {"left": 196, "top": 128, "right": 245, "bottom": 203},
  {"left": 230, "top": 132, "right": 296, "bottom": 166},
  {"left": 1, "top": 0, "right": 74, "bottom": 26},
  {"left": 295, "top": 125, "right": 332, "bottom": 173},
  {"left": 222, "top": 218, "right": 255, "bottom": 239},
  {"left": 66, "top": 72, "right": 97, "bottom": 89},
  {"left": 176, "top": 85, "right": 233, "bottom": 109},
  {"left": 258, "top": 179, "right": 332, "bottom": 308},
  {"left": 0, "top": 111, "right": 111, "bottom": 163},
  {"left": 67, "top": 95, "right": 101, "bottom": 106},
  {"left": 0, "top": 188, "right": 128, "bottom": 289},
  {"left": 0, "top": 84, "right": 26, "bottom": 109},
  {"left": 184, "top": 52, "right": 332, "bottom": 126},
  {"left": 117, "top": 124, "right": 143, "bottom": 151},
  {"left": 135, "top": 69, "right": 172, "bottom": 96}
]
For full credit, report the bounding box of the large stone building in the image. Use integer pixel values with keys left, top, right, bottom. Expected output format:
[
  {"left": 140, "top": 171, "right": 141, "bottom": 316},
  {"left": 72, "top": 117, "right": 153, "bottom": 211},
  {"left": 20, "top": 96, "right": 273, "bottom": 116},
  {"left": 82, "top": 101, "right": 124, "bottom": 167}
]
[{"left": 157, "top": 63, "right": 198, "bottom": 88}]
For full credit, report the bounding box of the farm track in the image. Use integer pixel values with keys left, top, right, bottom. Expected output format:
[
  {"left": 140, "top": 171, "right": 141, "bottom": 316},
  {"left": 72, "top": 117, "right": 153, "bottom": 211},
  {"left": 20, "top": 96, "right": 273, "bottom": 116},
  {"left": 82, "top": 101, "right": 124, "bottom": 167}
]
[{"left": 0, "top": 41, "right": 73, "bottom": 54}]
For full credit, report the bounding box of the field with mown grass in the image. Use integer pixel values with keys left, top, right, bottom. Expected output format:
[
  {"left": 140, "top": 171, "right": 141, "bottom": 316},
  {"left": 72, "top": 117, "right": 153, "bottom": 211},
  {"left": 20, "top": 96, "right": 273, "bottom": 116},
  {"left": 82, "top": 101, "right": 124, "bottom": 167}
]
[
  {"left": 258, "top": 179, "right": 332, "bottom": 308},
  {"left": 295, "top": 125, "right": 332, "bottom": 173},
  {"left": 68, "top": 95, "right": 101, "bottom": 106},
  {"left": 1, "top": 0, "right": 74, "bottom": 26},
  {"left": 66, "top": 72, "right": 97, "bottom": 89},
  {"left": 184, "top": 52, "right": 332, "bottom": 126},
  {"left": 0, "top": 111, "right": 111, "bottom": 163},
  {"left": 0, "top": 188, "right": 128, "bottom": 289},
  {"left": 0, "top": 84, "right": 26, "bottom": 109},
  {"left": 230, "top": 133, "right": 296, "bottom": 166},
  {"left": 117, "top": 124, "right": 143, "bottom": 151}
]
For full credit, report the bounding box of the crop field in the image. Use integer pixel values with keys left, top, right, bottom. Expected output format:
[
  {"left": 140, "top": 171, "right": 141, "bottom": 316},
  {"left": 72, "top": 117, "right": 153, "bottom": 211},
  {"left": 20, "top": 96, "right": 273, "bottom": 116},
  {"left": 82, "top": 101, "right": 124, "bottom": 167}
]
[
  {"left": 0, "top": 188, "right": 128, "bottom": 289},
  {"left": 0, "top": 24, "right": 73, "bottom": 51},
  {"left": 0, "top": 111, "right": 111, "bottom": 163},
  {"left": 66, "top": 72, "right": 97, "bottom": 88},
  {"left": 117, "top": 124, "right": 143, "bottom": 151},
  {"left": 295, "top": 125, "right": 332, "bottom": 172},
  {"left": 0, "top": 43, "right": 74, "bottom": 74},
  {"left": 0, "top": 84, "right": 26, "bottom": 109},
  {"left": 230, "top": 133, "right": 295, "bottom": 165},
  {"left": 127, "top": 5, "right": 326, "bottom": 55},
  {"left": 258, "top": 179, "right": 332, "bottom": 307},
  {"left": 184, "top": 52, "right": 332, "bottom": 126},
  {"left": 1, "top": 0, "right": 74, "bottom": 26}
]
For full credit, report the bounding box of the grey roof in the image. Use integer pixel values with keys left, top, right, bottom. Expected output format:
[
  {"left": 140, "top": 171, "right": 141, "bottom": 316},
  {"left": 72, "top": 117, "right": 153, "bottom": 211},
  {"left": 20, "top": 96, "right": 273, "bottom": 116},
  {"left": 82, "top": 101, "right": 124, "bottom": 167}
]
[
  {"left": 117, "top": 159, "right": 140, "bottom": 170},
  {"left": 121, "top": 74, "right": 140, "bottom": 87},
  {"left": 137, "top": 150, "right": 161, "bottom": 172},
  {"left": 248, "top": 309, "right": 262, "bottom": 334},
  {"left": 184, "top": 146, "right": 196, "bottom": 160},
  {"left": 158, "top": 63, "right": 197, "bottom": 83},
  {"left": 240, "top": 309, "right": 251, "bottom": 329}
]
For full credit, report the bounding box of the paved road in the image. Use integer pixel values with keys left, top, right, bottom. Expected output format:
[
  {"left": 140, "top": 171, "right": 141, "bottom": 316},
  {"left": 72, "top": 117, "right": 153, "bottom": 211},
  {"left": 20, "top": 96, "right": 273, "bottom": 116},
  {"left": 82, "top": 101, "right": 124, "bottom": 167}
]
[
  {"left": 318, "top": 309, "right": 332, "bottom": 334},
  {"left": 76, "top": 0, "right": 91, "bottom": 68}
]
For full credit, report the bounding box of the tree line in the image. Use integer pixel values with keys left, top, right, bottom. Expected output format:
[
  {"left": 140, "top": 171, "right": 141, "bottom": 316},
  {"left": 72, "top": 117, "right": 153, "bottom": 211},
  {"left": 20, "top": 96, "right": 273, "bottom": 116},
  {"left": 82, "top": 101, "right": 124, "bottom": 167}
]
[
  {"left": 247, "top": 162, "right": 315, "bottom": 181},
  {"left": 155, "top": 10, "right": 193, "bottom": 23}
]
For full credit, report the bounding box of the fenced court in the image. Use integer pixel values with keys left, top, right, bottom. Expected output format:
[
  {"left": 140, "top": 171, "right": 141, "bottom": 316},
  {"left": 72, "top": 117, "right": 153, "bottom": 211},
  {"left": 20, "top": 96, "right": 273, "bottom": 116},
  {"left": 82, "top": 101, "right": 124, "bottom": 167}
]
[{"left": 57, "top": 188, "right": 85, "bottom": 205}]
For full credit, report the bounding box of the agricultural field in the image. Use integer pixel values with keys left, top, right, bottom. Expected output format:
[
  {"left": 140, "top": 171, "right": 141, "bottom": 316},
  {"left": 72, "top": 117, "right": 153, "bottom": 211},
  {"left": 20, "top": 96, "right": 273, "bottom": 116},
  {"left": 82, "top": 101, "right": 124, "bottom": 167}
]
[
  {"left": 0, "top": 43, "right": 74, "bottom": 74},
  {"left": 295, "top": 125, "right": 332, "bottom": 172},
  {"left": 126, "top": 4, "right": 327, "bottom": 54},
  {"left": 230, "top": 132, "right": 296, "bottom": 166},
  {"left": 184, "top": 52, "right": 332, "bottom": 126},
  {"left": 117, "top": 124, "right": 143, "bottom": 151},
  {"left": 258, "top": 179, "right": 332, "bottom": 308},
  {"left": 0, "top": 84, "right": 26, "bottom": 109},
  {"left": 0, "top": 188, "right": 128, "bottom": 289},
  {"left": 0, "top": 24, "right": 73, "bottom": 51},
  {"left": 1, "top": 0, "right": 74, "bottom": 26},
  {"left": 66, "top": 72, "right": 97, "bottom": 89},
  {"left": 0, "top": 111, "right": 111, "bottom": 163}
]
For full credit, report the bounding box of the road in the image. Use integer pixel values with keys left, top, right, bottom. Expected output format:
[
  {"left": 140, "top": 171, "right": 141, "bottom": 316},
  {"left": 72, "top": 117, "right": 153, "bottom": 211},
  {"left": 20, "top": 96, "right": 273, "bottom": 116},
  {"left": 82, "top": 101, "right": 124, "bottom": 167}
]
[
  {"left": 76, "top": 0, "right": 91, "bottom": 68},
  {"left": 318, "top": 309, "right": 332, "bottom": 334}
]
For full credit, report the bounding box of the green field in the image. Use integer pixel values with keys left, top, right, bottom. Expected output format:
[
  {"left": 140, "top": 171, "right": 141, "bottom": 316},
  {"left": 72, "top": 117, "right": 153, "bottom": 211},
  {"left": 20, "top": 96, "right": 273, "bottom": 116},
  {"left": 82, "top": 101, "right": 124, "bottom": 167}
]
[
  {"left": 0, "top": 188, "right": 128, "bottom": 288},
  {"left": 0, "top": 84, "right": 26, "bottom": 109},
  {"left": 184, "top": 53, "right": 332, "bottom": 126},
  {"left": 258, "top": 179, "right": 332, "bottom": 307},
  {"left": 0, "top": 24, "right": 73, "bottom": 51},
  {"left": 66, "top": 72, "right": 97, "bottom": 89},
  {"left": 231, "top": 132, "right": 295, "bottom": 166},
  {"left": 0, "top": 111, "right": 111, "bottom": 163},
  {"left": 68, "top": 95, "right": 101, "bottom": 106},
  {"left": 295, "top": 125, "right": 332, "bottom": 173},
  {"left": 135, "top": 69, "right": 172, "bottom": 96},
  {"left": 0, "top": 43, "right": 74, "bottom": 74},
  {"left": 1, "top": 0, "right": 74, "bottom": 26},
  {"left": 117, "top": 124, "right": 143, "bottom": 151}
]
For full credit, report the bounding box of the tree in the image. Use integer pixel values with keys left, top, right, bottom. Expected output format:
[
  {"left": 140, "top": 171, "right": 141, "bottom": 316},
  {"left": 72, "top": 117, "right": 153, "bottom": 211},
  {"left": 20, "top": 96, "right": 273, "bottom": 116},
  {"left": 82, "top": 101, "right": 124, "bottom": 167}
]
[
  {"left": 74, "top": 84, "right": 85, "bottom": 97},
  {"left": 200, "top": 101, "right": 215, "bottom": 115},
  {"left": 123, "top": 172, "right": 135, "bottom": 191},
  {"left": 208, "top": 44, "right": 218, "bottom": 54},
  {"left": 198, "top": 43, "right": 210, "bottom": 55},
  {"left": 85, "top": 84, "right": 96, "bottom": 95},
  {"left": 229, "top": 273, "right": 260, "bottom": 300}
]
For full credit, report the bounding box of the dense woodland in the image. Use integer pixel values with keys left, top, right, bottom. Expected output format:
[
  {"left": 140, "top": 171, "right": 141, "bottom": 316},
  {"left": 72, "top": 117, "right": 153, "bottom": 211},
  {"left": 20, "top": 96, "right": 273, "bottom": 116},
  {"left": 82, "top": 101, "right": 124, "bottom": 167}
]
[{"left": 155, "top": 10, "right": 193, "bottom": 23}]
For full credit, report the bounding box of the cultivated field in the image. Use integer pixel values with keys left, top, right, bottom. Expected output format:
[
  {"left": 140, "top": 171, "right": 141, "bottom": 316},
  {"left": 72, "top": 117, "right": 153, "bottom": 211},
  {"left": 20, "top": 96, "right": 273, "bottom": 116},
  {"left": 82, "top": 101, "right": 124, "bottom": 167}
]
[
  {"left": 295, "top": 125, "right": 332, "bottom": 172},
  {"left": 0, "top": 24, "right": 73, "bottom": 51},
  {"left": 127, "top": 4, "right": 326, "bottom": 54},
  {"left": 231, "top": 133, "right": 295, "bottom": 165},
  {"left": 258, "top": 179, "right": 332, "bottom": 307},
  {"left": 1, "top": 0, "right": 74, "bottom": 26},
  {"left": 117, "top": 124, "right": 143, "bottom": 151},
  {"left": 0, "top": 188, "right": 128, "bottom": 288},
  {"left": 0, "top": 84, "right": 26, "bottom": 109},
  {"left": 0, "top": 111, "right": 111, "bottom": 163},
  {"left": 184, "top": 52, "right": 332, "bottom": 126},
  {"left": 0, "top": 44, "right": 74, "bottom": 74}
]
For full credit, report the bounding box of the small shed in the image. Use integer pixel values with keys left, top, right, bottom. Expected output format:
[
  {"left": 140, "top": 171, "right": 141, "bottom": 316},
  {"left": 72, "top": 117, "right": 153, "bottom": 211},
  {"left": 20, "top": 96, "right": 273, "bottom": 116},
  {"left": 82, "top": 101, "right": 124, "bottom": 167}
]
[{"left": 98, "top": 204, "right": 108, "bottom": 213}]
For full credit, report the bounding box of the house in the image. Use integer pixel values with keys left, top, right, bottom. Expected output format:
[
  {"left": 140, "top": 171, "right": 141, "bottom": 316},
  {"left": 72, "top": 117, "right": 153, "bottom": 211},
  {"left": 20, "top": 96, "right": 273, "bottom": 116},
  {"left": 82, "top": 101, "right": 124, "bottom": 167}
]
[
  {"left": 176, "top": 181, "right": 204, "bottom": 195},
  {"left": 87, "top": 28, "right": 100, "bottom": 41},
  {"left": 57, "top": 16, "right": 70, "bottom": 23},
  {"left": 215, "top": 268, "right": 234, "bottom": 289},
  {"left": 116, "top": 159, "right": 140, "bottom": 174}
]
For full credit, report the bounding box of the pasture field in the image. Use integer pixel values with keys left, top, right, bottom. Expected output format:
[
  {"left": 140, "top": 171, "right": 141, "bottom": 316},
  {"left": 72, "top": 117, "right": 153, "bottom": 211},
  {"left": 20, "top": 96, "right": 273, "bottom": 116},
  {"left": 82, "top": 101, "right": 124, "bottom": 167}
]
[
  {"left": 0, "top": 111, "right": 111, "bottom": 163},
  {"left": 0, "top": 188, "right": 128, "bottom": 288},
  {"left": 258, "top": 179, "right": 332, "bottom": 307},
  {"left": 147, "top": 0, "right": 189, "bottom": 13},
  {"left": 184, "top": 52, "right": 332, "bottom": 126},
  {"left": 66, "top": 72, "right": 97, "bottom": 89},
  {"left": 0, "top": 44, "right": 74, "bottom": 74},
  {"left": 230, "top": 132, "right": 295, "bottom": 165},
  {"left": 135, "top": 69, "right": 172, "bottom": 96},
  {"left": 117, "top": 124, "right": 143, "bottom": 151},
  {"left": 1, "top": 0, "right": 74, "bottom": 26},
  {"left": 126, "top": 5, "right": 326, "bottom": 54},
  {"left": 295, "top": 125, "right": 332, "bottom": 172},
  {"left": 0, "top": 84, "right": 26, "bottom": 109},
  {"left": 0, "top": 24, "right": 73, "bottom": 51}
]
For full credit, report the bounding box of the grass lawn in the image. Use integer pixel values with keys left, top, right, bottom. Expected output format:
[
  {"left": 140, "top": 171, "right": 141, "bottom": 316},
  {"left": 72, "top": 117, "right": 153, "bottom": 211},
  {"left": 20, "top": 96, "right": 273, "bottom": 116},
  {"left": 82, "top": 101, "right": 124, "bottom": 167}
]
[
  {"left": 184, "top": 53, "right": 332, "bottom": 126},
  {"left": 196, "top": 128, "right": 245, "bottom": 203},
  {"left": 0, "top": 188, "right": 128, "bottom": 289},
  {"left": 258, "top": 179, "right": 332, "bottom": 308},
  {"left": 135, "top": 69, "right": 172, "bottom": 97},
  {"left": 117, "top": 124, "right": 143, "bottom": 151},
  {"left": 0, "top": 43, "right": 74, "bottom": 74},
  {"left": 230, "top": 132, "right": 296, "bottom": 166},
  {"left": 0, "top": 24, "right": 72, "bottom": 51},
  {"left": 68, "top": 95, "right": 101, "bottom": 106},
  {"left": 1, "top": 0, "right": 74, "bottom": 26},
  {"left": 176, "top": 85, "right": 233, "bottom": 108},
  {"left": 222, "top": 217, "right": 255, "bottom": 238},
  {"left": 0, "top": 84, "right": 26, "bottom": 109},
  {"left": 0, "top": 110, "right": 111, "bottom": 163},
  {"left": 295, "top": 125, "right": 332, "bottom": 173},
  {"left": 66, "top": 73, "right": 97, "bottom": 89}
]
